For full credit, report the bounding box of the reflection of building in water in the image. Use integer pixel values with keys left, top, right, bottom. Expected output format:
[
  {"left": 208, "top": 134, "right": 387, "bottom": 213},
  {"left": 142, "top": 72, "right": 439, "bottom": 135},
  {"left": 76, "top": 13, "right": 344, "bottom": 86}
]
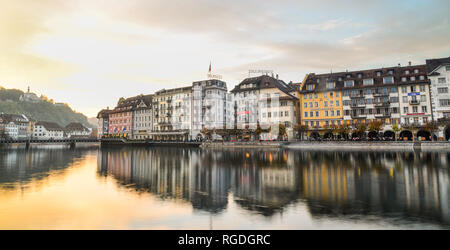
[
  {"left": 97, "top": 148, "right": 450, "bottom": 224},
  {"left": 0, "top": 149, "right": 91, "bottom": 190},
  {"left": 296, "top": 151, "right": 450, "bottom": 224}
]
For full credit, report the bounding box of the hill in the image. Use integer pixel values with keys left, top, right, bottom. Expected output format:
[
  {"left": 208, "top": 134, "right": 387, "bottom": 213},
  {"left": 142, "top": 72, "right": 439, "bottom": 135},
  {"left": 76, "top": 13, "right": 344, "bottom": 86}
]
[{"left": 0, "top": 86, "right": 92, "bottom": 128}]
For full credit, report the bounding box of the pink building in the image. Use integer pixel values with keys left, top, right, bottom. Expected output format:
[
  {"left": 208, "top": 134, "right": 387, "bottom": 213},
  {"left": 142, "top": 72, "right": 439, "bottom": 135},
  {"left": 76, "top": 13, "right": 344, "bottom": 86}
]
[{"left": 108, "top": 96, "right": 140, "bottom": 138}]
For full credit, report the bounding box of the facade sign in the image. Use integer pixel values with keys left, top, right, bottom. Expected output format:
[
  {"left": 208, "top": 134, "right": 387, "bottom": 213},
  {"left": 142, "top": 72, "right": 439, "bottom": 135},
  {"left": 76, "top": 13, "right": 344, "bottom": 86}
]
[{"left": 408, "top": 92, "right": 420, "bottom": 96}]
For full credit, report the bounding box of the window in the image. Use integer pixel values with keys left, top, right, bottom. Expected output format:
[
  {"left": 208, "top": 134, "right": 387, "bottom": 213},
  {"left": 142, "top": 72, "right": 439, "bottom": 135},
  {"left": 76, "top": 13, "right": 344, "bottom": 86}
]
[
  {"left": 402, "top": 77, "right": 407, "bottom": 82},
  {"left": 410, "top": 85, "right": 416, "bottom": 92},
  {"left": 363, "top": 78, "right": 374, "bottom": 86},
  {"left": 402, "top": 96, "right": 408, "bottom": 103},
  {"left": 310, "top": 121, "right": 314, "bottom": 127},
  {"left": 337, "top": 110, "right": 341, "bottom": 116},
  {"left": 411, "top": 76, "right": 416, "bottom": 81},
  {"left": 336, "top": 101, "right": 340, "bottom": 106},
  {"left": 325, "top": 111, "right": 329, "bottom": 117},
  {"left": 304, "top": 103, "right": 307, "bottom": 108},
  {"left": 420, "top": 85, "right": 426, "bottom": 92},
  {"left": 440, "top": 99, "right": 450, "bottom": 107},
  {"left": 383, "top": 76, "right": 394, "bottom": 84},
  {"left": 336, "top": 92, "right": 339, "bottom": 97},
  {"left": 388, "top": 70, "right": 393, "bottom": 75},
  {"left": 316, "top": 111, "right": 319, "bottom": 117},
  {"left": 314, "top": 93, "right": 318, "bottom": 98},
  {"left": 404, "top": 107, "right": 409, "bottom": 113},
  {"left": 309, "top": 102, "right": 313, "bottom": 107},
  {"left": 309, "top": 94, "right": 313, "bottom": 99},
  {"left": 401, "top": 86, "right": 407, "bottom": 93},
  {"left": 405, "top": 70, "right": 410, "bottom": 75},
  {"left": 422, "top": 106, "right": 427, "bottom": 113},
  {"left": 307, "top": 85, "right": 314, "bottom": 90},
  {"left": 376, "top": 71, "right": 381, "bottom": 77},
  {"left": 310, "top": 112, "right": 313, "bottom": 117},
  {"left": 413, "top": 106, "right": 418, "bottom": 113},
  {"left": 304, "top": 112, "right": 308, "bottom": 117},
  {"left": 438, "top": 87, "right": 449, "bottom": 93},
  {"left": 414, "top": 69, "right": 419, "bottom": 74},
  {"left": 324, "top": 101, "right": 328, "bottom": 107},
  {"left": 327, "top": 82, "right": 334, "bottom": 89},
  {"left": 285, "top": 111, "right": 289, "bottom": 117},
  {"left": 438, "top": 78, "right": 446, "bottom": 84},
  {"left": 421, "top": 95, "right": 426, "bottom": 102},
  {"left": 419, "top": 75, "right": 425, "bottom": 80},
  {"left": 358, "top": 73, "right": 362, "bottom": 78},
  {"left": 315, "top": 102, "right": 318, "bottom": 107},
  {"left": 446, "top": 66, "right": 450, "bottom": 71},
  {"left": 344, "top": 80, "right": 354, "bottom": 87},
  {"left": 331, "top": 110, "right": 335, "bottom": 116}
]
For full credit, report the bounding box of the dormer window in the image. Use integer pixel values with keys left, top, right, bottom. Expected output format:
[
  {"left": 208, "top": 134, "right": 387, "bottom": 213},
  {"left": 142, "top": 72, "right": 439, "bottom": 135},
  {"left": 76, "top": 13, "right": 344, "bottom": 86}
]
[
  {"left": 346, "top": 74, "right": 351, "bottom": 78},
  {"left": 306, "top": 84, "right": 314, "bottom": 91},
  {"left": 446, "top": 66, "right": 450, "bottom": 71},
  {"left": 419, "top": 75, "right": 425, "bottom": 80},
  {"left": 363, "top": 78, "right": 374, "bottom": 86},
  {"left": 338, "top": 77, "right": 342, "bottom": 81},
  {"left": 402, "top": 77, "right": 407, "bottom": 82},
  {"left": 411, "top": 76, "right": 416, "bottom": 81},
  {"left": 316, "top": 79, "right": 320, "bottom": 83},
  {"left": 357, "top": 73, "right": 362, "bottom": 78},
  {"left": 327, "top": 82, "right": 334, "bottom": 89},
  {"left": 376, "top": 71, "right": 381, "bottom": 77},
  {"left": 414, "top": 69, "right": 419, "bottom": 74},
  {"left": 388, "top": 70, "right": 393, "bottom": 75},
  {"left": 405, "top": 70, "right": 410, "bottom": 75}
]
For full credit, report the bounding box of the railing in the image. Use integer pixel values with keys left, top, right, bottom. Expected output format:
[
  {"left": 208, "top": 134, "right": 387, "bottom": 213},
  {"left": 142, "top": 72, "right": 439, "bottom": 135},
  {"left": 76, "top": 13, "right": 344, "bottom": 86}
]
[
  {"left": 409, "top": 100, "right": 420, "bottom": 105},
  {"left": 374, "top": 101, "right": 390, "bottom": 106}
]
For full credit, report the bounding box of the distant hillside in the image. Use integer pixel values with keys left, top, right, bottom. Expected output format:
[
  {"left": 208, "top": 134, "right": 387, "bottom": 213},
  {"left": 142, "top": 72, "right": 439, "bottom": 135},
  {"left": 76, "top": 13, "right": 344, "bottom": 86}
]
[{"left": 0, "top": 86, "right": 92, "bottom": 128}]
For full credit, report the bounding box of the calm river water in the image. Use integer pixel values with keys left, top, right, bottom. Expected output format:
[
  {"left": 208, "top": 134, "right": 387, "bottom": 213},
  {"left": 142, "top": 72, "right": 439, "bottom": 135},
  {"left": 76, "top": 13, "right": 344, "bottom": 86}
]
[{"left": 0, "top": 146, "right": 449, "bottom": 229}]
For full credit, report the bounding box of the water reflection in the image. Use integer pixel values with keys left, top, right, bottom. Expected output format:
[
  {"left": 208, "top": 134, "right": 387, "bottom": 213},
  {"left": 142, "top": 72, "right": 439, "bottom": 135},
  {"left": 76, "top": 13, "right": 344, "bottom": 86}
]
[
  {"left": 0, "top": 148, "right": 90, "bottom": 190},
  {"left": 98, "top": 147, "right": 450, "bottom": 226}
]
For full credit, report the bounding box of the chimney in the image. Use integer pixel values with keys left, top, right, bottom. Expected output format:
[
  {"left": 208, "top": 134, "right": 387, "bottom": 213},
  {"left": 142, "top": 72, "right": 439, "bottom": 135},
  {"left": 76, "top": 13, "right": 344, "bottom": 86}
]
[
  {"left": 408, "top": 61, "right": 411, "bottom": 66},
  {"left": 276, "top": 74, "right": 279, "bottom": 79},
  {"left": 398, "top": 63, "right": 401, "bottom": 67}
]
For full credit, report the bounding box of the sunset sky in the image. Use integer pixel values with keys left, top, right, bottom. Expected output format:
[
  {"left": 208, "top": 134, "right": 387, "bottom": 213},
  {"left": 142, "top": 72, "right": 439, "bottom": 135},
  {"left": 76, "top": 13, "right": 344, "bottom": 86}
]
[{"left": 1, "top": 0, "right": 450, "bottom": 117}]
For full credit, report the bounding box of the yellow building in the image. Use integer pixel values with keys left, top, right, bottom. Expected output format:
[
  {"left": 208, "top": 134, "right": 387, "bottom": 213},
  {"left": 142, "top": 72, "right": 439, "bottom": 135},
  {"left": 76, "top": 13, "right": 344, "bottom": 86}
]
[{"left": 299, "top": 73, "right": 344, "bottom": 137}]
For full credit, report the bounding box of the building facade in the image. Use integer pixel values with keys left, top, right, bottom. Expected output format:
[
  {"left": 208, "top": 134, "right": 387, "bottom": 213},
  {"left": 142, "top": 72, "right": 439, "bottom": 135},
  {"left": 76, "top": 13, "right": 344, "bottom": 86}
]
[
  {"left": 96, "top": 109, "right": 111, "bottom": 139},
  {"left": 108, "top": 96, "right": 137, "bottom": 138},
  {"left": 300, "top": 74, "right": 344, "bottom": 134},
  {"left": 133, "top": 95, "right": 153, "bottom": 140},
  {"left": 151, "top": 86, "right": 193, "bottom": 141},
  {"left": 192, "top": 79, "right": 228, "bottom": 139},
  {"left": 33, "top": 121, "right": 65, "bottom": 139},
  {"left": 0, "top": 114, "right": 30, "bottom": 140},
  {"left": 231, "top": 75, "right": 299, "bottom": 140},
  {"left": 426, "top": 56, "right": 450, "bottom": 120},
  {"left": 64, "top": 122, "right": 91, "bottom": 138}
]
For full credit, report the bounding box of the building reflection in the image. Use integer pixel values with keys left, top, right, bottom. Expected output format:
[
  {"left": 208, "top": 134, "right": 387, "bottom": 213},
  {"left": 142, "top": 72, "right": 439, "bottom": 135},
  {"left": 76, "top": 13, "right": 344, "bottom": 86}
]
[
  {"left": 97, "top": 147, "right": 450, "bottom": 225},
  {"left": 0, "top": 148, "right": 92, "bottom": 190}
]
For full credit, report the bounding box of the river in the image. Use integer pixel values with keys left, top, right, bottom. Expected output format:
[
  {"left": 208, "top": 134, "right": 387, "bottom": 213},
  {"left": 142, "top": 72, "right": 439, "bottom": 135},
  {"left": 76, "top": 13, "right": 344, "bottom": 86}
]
[{"left": 0, "top": 147, "right": 449, "bottom": 229}]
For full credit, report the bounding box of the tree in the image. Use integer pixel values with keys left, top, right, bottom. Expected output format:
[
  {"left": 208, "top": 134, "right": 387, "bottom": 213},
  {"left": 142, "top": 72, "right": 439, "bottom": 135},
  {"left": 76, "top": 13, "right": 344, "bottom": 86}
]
[
  {"left": 331, "top": 124, "right": 339, "bottom": 140},
  {"left": 254, "top": 122, "right": 263, "bottom": 141},
  {"left": 392, "top": 124, "right": 401, "bottom": 141},
  {"left": 355, "top": 123, "right": 367, "bottom": 139},
  {"left": 338, "top": 124, "right": 351, "bottom": 140},
  {"left": 278, "top": 123, "right": 286, "bottom": 139},
  {"left": 294, "top": 124, "right": 308, "bottom": 141},
  {"left": 368, "top": 120, "right": 383, "bottom": 139}
]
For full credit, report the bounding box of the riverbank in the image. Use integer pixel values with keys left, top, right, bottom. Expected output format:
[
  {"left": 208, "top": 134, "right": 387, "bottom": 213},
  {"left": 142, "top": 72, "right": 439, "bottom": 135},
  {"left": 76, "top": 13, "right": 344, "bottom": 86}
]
[
  {"left": 0, "top": 141, "right": 100, "bottom": 149},
  {"left": 200, "top": 141, "right": 283, "bottom": 149},
  {"left": 283, "top": 141, "right": 450, "bottom": 151}
]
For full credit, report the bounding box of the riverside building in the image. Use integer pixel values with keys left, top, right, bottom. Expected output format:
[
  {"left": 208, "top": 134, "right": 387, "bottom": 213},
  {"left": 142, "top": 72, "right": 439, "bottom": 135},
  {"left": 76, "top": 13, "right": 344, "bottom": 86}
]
[
  {"left": 231, "top": 75, "right": 299, "bottom": 140},
  {"left": 300, "top": 63, "right": 433, "bottom": 140},
  {"left": 151, "top": 86, "right": 192, "bottom": 141},
  {"left": 426, "top": 56, "right": 450, "bottom": 120},
  {"left": 132, "top": 94, "right": 153, "bottom": 140}
]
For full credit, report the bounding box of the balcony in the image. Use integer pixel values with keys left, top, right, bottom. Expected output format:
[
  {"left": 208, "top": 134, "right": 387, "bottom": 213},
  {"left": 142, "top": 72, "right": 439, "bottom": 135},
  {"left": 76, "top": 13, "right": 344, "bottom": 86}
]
[
  {"left": 351, "top": 103, "right": 366, "bottom": 108},
  {"left": 373, "top": 92, "right": 389, "bottom": 97},
  {"left": 409, "top": 100, "right": 420, "bottom": 105},
  {"left": 350, "top": 94, "right": 364, "bottom": 99},
  {"left": 374, "top": 112, "right": 391, "bottom": 117},
  {"left": 374, "top": 101, "right": 390, "bottom": 107}
]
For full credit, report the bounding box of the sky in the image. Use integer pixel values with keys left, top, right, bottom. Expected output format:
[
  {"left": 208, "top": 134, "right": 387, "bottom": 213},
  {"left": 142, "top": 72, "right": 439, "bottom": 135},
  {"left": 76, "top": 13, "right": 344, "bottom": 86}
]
[{"left": 1, "top": 0, "right": 450, "bottom": 117}]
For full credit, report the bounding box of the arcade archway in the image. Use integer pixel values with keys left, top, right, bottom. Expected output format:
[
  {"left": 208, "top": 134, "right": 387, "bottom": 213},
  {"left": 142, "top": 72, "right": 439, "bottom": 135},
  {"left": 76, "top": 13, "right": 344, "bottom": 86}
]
[
  {"left": 399, "top": 130, "right": 413, "bottom": 141},
  {"left": 416, "top": 130, "right": 431, "bottom": 141},
  {"left": 383, "top": 131, "right": 395, "bottom": 141}
]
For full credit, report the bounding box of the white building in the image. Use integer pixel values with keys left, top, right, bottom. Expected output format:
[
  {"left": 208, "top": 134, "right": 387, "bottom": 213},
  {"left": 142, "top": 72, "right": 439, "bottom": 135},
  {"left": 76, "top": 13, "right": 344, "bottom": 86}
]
[
  {"left": 0, "top": 114, "right": 29, "bottom": 140},
  {"left": 96, "top": 108, "right": 110, "bottom": 139},
  {"left": 133, "top": 95, "right": 153, "bottom": 140},
  {"left": 230, "top": 75, "right": 299, "bottom": 140},
  {"left": 33, "top": 121, "right": 65, "bottom": 140},
  {"left": 426, "top": 56, "right": 450, "bottom": 120},
  {"left": 397, "top": 64, "right": 432, "bottom": 126},
  {"left": 192, "top": 79, "right": 228, "bottom": 139},
  {"left": 64, "top": 122, "right": 92, "bottom": 138}
]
